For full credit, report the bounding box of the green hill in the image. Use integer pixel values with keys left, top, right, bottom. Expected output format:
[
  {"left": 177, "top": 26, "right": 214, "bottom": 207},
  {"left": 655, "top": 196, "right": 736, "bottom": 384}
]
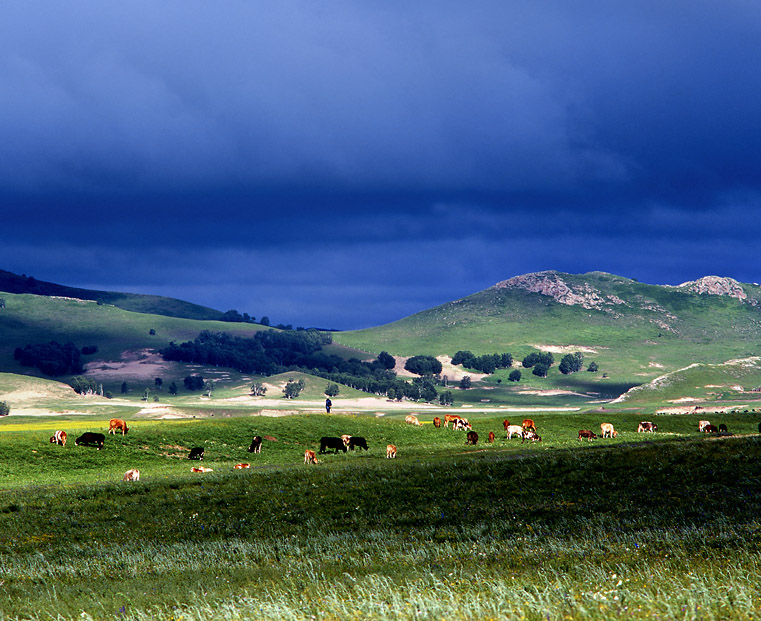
[{"left": 335, "top": 271, "right": 761, "bottom": 391}]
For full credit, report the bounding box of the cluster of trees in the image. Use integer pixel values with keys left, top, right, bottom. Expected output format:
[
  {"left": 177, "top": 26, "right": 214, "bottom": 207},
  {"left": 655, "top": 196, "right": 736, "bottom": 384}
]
[
  {"left": 183, "top": 375, "right": 205, "bottom": 391},
  {"left": 404, "top": 355, "right": 442, "bottom": 376},
  {"left": 14, "top": 341, "right": 83, "bottom": 376},
  {"left": 559, "top": 352, "right": 585, "bottom": 375},
  {"left": 69, "top": 376, "right": 100, "bottom": 395},
  {"left": 451, "top": 351, "right": 513, "bottom": 374},
  {"left": 283, "top": 378, "right": 305, "bottom": 399},
  {"left": 522, "top": 351, "right": 555, "bottom": 377}
]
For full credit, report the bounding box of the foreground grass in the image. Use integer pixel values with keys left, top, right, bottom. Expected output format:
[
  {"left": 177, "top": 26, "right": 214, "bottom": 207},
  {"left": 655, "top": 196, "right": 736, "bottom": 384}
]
[{"left": 0, "top": 418, "right": 760, "bottom": 619}]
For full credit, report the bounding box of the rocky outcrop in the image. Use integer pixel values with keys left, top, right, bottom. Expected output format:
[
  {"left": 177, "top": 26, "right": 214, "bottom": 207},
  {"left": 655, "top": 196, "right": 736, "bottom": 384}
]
[{"left": 675, "top": 276, "right": 748, "bottom": 301}]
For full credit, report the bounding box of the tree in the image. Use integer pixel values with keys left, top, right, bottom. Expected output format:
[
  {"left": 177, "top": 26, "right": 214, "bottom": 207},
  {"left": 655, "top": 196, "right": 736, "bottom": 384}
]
[
  {"left": 325, "top": 383, "right": 340, "bottom": 397},
  {"left": 0, "top": 298, "right": 5, "bottom": 308},
  {"left": 439, "top": 390, "right": 454, "bottom": 406},
  {"left": 386, "top": 387, "right": 397, "bottom": 401},
  {"left": 184, "top": 375, "right": 205, "bottom": 391},
  {"left": 154, "top": 377, "right": 163, "bottom": 391},
  {"left": 283, "top": 378, "right": 305, "bottom": 399},
  {"left": 149, "top": 329, "right": 156, "bottom": 335},
  {"left": 377, "top": 351, "right": 396, "bottom": 370},
  {"left": 168, "top": 381, "right": 179, "bottom": 396},
  {"left": 459, "top": 375, "right": 472, "bottom": 390},
  {"left": 251, "top": 382, "right": 267, "bottom": 396},
  {"left": 559, "top": 352, "right": 584, "bottom": 375},
  {"left": 0, "top": 401, "right": 9, "bottom": 416},
  {"left": 260, "top": 316, "right": 270, "bottom": 326},
  {"left": 532, "top": 363, "right": 549, "bottom": 378},
  {"left": 142, "top": 388, "right": 150, "bottom": 401},
  {"left": 452, "top": 350, "right": 475, "bottom": 367},
  {"left": 204, "top": 381, "right": 214, "bottom": 398},
  {"left": 587, "top": 361, "right": 599, "bottom": 372},
  {"left": 69, "top": 376, "right": 99, "bottom": 395},
  {"left": 121, "top": 381, "right": 128, "bottom": 394},
  {"left": 508, "top": 369, "right": 521, "bottom": 382},
  {"left": 404, "top": 355, "right": 442, "bottom": 376}
]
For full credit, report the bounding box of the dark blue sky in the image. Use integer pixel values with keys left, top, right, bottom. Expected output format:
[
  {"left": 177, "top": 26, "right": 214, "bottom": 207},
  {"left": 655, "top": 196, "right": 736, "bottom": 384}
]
[{"left": 2, "top": 1, "right": 760, "bottom": 329}]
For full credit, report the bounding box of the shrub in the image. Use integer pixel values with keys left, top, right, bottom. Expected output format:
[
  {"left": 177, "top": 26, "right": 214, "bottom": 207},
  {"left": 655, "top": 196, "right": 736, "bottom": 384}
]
[{"left": 0, "top": 402, "right": 9, "bottom": 416}]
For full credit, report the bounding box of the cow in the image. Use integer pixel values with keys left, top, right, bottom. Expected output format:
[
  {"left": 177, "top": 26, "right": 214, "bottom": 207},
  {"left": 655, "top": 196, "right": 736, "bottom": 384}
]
[
  {"left": 405, "top": 415, "right": 422, "bottom": 426},
  {"left": 108, "top": 418, "right": 129, "bottom": 435},
  {"left": 304, "top": 449, "right": 319, "bottom": 464},
  {"left": 191, "top": 466, "right": 213, "bottom": 473},
  {"left": 444, "top": 414, "right": 463, "bottom": 428},
  {"left": 453, "top": 418, "right": 472, "bottom": 431},
  {"left": 503, "top": 419, "right": 510, "bottom": 431},
  {"left": 718, "top": 423, "right": 728, "bottom": 433},
  {"left": 348, "top": 436, "right": 369, "bottom": 451},
  {"left": 341, "top": 434, "right": 352, "bottom": 447},
  {"left": 637, "top": 421, "right": 657, "bottom": 433},
  {"left": 578, "top": 429, "right": 597, "bottom": 441},
  {"left": 600, "top": 423, "right": 618, "bottom": 438},
  {"left": 523, "top": 430, "right": 542, "bottom": 443},
  {"left": 433, "top": 417, "right": 441, "bottom": 428},
  {"left": 188, "top": 447, "right": 205, "bottom": 460},
  {"left": 122, "top": 469, "right": 140, "bottom": 482},
  {"left": 522, "top": 419, "right": 536, "bottom": 433},
  {"left": 698, "top": 420, "right": 711, "bottom": 432},
  {"left": 75, "top": 432, "right": 105, "bottom": 450},
  {"left": 49, "top": 430, "right": 67, "bottom": 447},
  {"left": 234, "top": 463, "right": 250, "bottom": 469},
  {"left": 488, "top": 431, "right": 495, "bottom": 443},
  {"left": 704, "top": 424, "right": 718, "bottom": 433},
  {"left": 506, "top": 425, "right": 524, "bottom": 440},
  {"left": 386, "top": 444, "right": 397, "bottom": 459},
  {"left": 248, "top": 436, "right": 262, "bottom": 453},
  {"left": 319, "top": 437, "right": 347, "bottom": 454},
  {"left": 466, "top": 431, "right": 479, "bottom": 445}
]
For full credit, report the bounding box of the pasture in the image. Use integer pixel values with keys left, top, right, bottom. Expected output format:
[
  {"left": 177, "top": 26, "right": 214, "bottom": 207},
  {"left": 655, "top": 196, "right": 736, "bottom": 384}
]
[{"left": 1, "top": 410, "right": 761, "bottom": 619}]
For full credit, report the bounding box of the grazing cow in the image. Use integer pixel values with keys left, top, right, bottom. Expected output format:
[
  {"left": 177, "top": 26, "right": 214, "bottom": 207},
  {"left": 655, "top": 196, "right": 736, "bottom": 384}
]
[
  {"left": 578, "top": 429, "right": 597, "bottom": 441},
  {"left": 637, "top": 421, "right": 657, "bottom": 433},
  {"left": 704, "top": 424, "right": 718, "bottom": 433},
  {"left": 108, "top": 418, "right": 129, "bottom": 435},
  {"left": 304, "top": 449, "right": 319, "bottom": 464},
  {"left": 341, "top": 434, "right": 352, "bottom": 447},
  {"left": 506, "top": 425, "right": 524, "bottom": 439},
  {"left": 75, "top": 432, "right": 105, "bottom": 450},
  {"left": 466, "top": 431, "right": 478, "bottom": 445},
  {"left": 718, "top": 423, "right": 728, "bottom": 433},
  {"left": 348, "top": 436, "right": 369, "bottom": 451},
  {"left": 522, "top": 419, "right": 536, "bottom": 432},
  {"left": 444, "top": 414, "right": 463, "bottom": 428},
  {"left": 191, "top": 466, "right": 213, "bottom": 473},
  {"left": 234, "top": 463, "right": 250, "bottom": 469},
  {"left": 248, "top": 435, "right": 262, "bottom": 453},
  {"left": 488, "top": 431, "right": 495, "bottom": 443},
  {"left": 503, "top": 419, "right": 510, "bottom": 431},
  {"left": 122, "top": 469, "right": 140, "bottom": 482},
  {"left": 433, "top": 417, "right": 441, "bottom": 428},
  {"left": 600, "top": 423, "right": 618, "bottom": 438},
  {"left": 49, "top": 430, "right": 67, "bottom": 447},
  {"left": 453, "top": 418, "right": 472, "bottom": 431},
  {"left": 319, "top": 436, "right": 347, "bottom": 454},
  {"left": 386, "top": 444, "right": 397, "bottom": 458},
  {"left": 522, "top": 430, "right": 542, "bottom": 443},
  {"left": 698, "top": 420, "right": 711, "bottom": 432},
  {"left": 188, "top": 447, "right": 205, "bottom": 460},
  {"left": 405, "top": 415, "right": 422, "bottom": 426}
]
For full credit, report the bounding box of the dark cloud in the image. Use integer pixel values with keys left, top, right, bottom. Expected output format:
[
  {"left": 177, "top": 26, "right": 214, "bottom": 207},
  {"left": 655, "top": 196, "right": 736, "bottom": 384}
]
[{"left": 1, "top": 1, "right": 759, "bottom": 328}]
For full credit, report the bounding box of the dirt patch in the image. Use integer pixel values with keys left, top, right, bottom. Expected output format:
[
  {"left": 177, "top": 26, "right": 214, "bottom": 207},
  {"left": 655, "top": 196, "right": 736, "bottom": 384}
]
[
  {"left": 84, "top": 349, "right": 170, "bottom": 381},
  {"left": 529, "top": 344, "right": 599, "bottom": 355}
]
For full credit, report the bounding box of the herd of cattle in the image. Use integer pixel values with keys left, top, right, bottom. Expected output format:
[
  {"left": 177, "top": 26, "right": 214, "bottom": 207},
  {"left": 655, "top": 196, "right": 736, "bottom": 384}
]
[{"left": 46, "top": 414, "right": 756, "bottom": 477}]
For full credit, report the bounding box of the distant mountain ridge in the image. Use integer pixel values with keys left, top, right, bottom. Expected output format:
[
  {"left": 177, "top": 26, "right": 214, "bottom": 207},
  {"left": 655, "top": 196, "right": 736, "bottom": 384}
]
[{"left": 0, "top": 269, "right": 224, "bottom": 320}]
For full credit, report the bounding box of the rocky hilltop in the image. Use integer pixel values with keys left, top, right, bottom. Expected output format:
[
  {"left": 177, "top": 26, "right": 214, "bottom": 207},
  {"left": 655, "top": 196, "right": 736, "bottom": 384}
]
[{"left": 673, "top": 276, "right": 752, "bottom": 303}]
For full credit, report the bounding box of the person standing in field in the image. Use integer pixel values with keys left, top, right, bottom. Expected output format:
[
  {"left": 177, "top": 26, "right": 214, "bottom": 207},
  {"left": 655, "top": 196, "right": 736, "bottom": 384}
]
[{"left": 325, "top": 398, "right": 332, "bottom": 413}]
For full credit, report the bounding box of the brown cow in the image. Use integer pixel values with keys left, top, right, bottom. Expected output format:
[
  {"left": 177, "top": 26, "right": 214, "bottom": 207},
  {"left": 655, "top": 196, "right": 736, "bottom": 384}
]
[
  {"left": 704, "top": 424, "right": 718, "bottom": 433},
  {"left": 503, "top": 419, "right": 510, "bottom": 431},
  {"left": 522, "top": 419, "right": 536, "bottom": 433},
  {"left": 122, "top": 469, "right": 140, "bottom": 481},
  {"left": 600, "top": 423, "right": 618, "bottom": 438},
  {"left": 637, "top": 421, "right": 657, "bottom": 433},
  {"left": 386, "top": 444, "right": 397, "bottom": 459},
  {"left": 49, "top": 430, "right": 67, "bottom": 447},
  {"left": 444, "top": 414, "right": 463, "bottom": 428},
  {"left": 488, "top": 431, "right": 495, "bottom": 443},
  {"left": 234, "top": 463, "right": 250, "bottom": 469},
  {"left": 578, "top": 429, "right": 597, "bottom": 441},
  {"left": 191, "top": 466, "right": 213, "bottom": 473},
  {"left": 304, "top": 449, "right": 319, "bottom": 464},
  {"left": 433, "top": 417, "right": 441, "bottom": 428},
  {"left": 108, "top": 418, "right": 129, "bottom": 435},
  {"left": 466, "top": 431, "right": 478, "bottom": 445}
]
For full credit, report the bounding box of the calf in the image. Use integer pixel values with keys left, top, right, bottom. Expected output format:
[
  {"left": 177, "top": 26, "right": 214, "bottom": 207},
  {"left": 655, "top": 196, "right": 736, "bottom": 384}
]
[
  {"left": 522, "top": 430, "right": 542, "bottom": 443},
  {"left": 304, "top": 449, "right": 319, "bottom": 464},
  {"left": 234, "top": 463, "right": 250, "bottom": 469},
  {"left": 578, "top": 429, "right": 597, "bottom": 441},
  {"left": 453, "top": 418, "right": 472, "bottom": 431},
  {"left": 600, "top": 423, "right": 618, "bottom": 438},
  {"left": 704, "top": 424, "right": 718, "bottom": 433},
  {"left": 503, "top": 419, "right": 510, "bottom": 431},
  {"left": 191, "top": 466, "right": 213, "bottom": 473},
  {"left": 386, "top": 444, "right": 397, "bottom": 459},
  {"left": 348, "top": 436, "right": 369, "bottom": 451},
  {"left": 718, "top": 423, "right": 728, "bottom": 433},
  {"left": 319, "top": 436, "right": 347, "bottom": 454},
  {"left": 506, "top": 425, "right": 524, "bottom": 440},
  {"left": 466, "top": 430, "right": 479, "bottom": 445},
  {"left": 488, "top": 431, "right": 495, "bottom": 443},
  {"left": 522, "top": 419, "right": 536, "bottom": 433},
  {"left": 433, "top": 417, "right": 441, "bottom": 429},
  {"left": 405, "top": 415, "right": 422, "bottom": 426},
  {"left": 637, "top": 421, "right": 657, "bottom": 433},
  {"left": 75, "top": 432, "right": 105, "bottom": 450},
  {"left": 248, "top": 435, "right": 262, "bottom": 453},
  {"left": 698, "top": 420, "right": 711, "bottom": 432},
  {"left": 188, "top": 447, "right": 205, "bottom": 460},
  {"left": 122, "top": 469, "right": 140, "bottom": 482},
  {"left": 108, "top": 418, "right": 129, "bottom": 435},
  {"left": 49, "top": 430, "right": 67, "bottom": 447}
]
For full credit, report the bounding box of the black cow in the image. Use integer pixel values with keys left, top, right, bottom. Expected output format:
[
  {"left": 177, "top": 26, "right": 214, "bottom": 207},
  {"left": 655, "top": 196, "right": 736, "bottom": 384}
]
[
  {"left": 319, "top": 437, "right": 347, "bottom": 454},
  {"left": 704, "top": 424, "right": 718, "bottom": 433},
  {"left": 466, "top": 431, "right": 478, "bottom": 445},
  {"left": 188, "top": 447, "right": 205, "bottom": 460},
  {"left": 248, "top": 436, "right": 262, "bottom": 453},
  {"left": 348, "top": 436, "right": 369, "bottom": 451},
  {"left": 75, "top": 432, "right": 105, "bottom": 450},
  {"left": 718, "top": 424, "right": 728, "bottom": 433}
]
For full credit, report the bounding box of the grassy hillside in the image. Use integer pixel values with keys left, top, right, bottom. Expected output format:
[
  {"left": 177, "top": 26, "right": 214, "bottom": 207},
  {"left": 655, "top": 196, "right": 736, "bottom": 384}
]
[{"left": 335, "top": 271, "right": 761, "bottom": 392}]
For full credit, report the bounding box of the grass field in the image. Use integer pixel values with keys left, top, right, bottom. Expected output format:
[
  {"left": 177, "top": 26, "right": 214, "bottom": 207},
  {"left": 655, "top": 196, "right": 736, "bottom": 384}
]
[{"left": 1, "top": 410, "right": 761, "bottom": 619}]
